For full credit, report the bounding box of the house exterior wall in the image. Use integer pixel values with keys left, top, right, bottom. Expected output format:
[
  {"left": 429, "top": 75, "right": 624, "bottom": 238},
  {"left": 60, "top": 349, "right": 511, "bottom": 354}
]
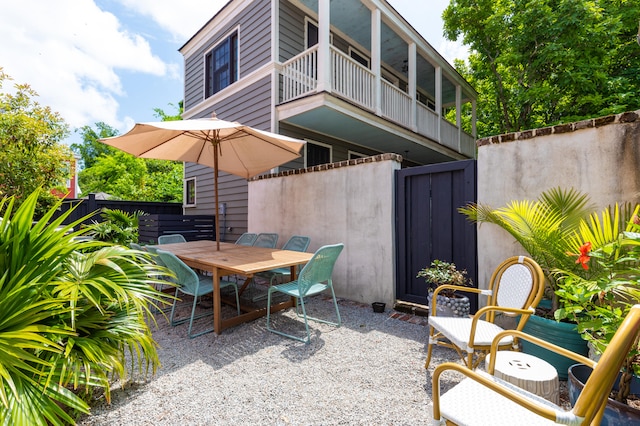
[
  {"left": 279, "top": 0, "right": 306, "bottom": 62},
  {"left": 278, "top": 122, "right": 385, "bottom": 168},
  {"left": 475, "top": 111, "right": 640, "bottom": 291},
  {"left": 248, "top": 154, "right": 402, "bottom": 306},
  {"left": 184, "top": 76, "right": 273, "bottom": 243},
  {"left": 183, "top": 0, "right": 272, "bottom": 111}
]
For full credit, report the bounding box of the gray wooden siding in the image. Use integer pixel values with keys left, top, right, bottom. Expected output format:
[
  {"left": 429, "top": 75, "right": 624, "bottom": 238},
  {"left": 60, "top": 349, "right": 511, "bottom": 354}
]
[
  {"left": 183, "top": 0, "right": 272, "bottom": 111},
  {"left": 277, "top": 122, "right": 383, "bottom": 169},
  {"left": 279, "top": 0, "right": 305, "bottom": 62},
  {"left": 279, "top": 0, "right": 360, "bottom": 62},
  {"left": 184, "top": 76, "right": 273, "bottom": 243}
]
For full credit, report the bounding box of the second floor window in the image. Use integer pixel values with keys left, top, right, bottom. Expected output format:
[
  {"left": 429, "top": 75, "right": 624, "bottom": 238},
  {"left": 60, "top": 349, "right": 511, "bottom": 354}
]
[{"left": 205, "top": 31, "right": 238, "bottom": 97}]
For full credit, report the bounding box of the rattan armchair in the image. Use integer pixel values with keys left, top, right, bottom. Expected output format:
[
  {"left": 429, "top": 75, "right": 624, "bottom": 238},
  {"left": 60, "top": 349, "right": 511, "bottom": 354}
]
[
  {"left": 432, "top": 304, "right": 640, "bottom": 425},
  {"left": 425, "top": 256, "right": 545, "bottom": 370}
]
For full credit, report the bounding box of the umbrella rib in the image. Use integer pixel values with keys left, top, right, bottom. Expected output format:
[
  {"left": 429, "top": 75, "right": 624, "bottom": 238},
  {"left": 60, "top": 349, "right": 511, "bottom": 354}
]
[{"left": 223, "top": 128, "right": 303, "bottom": 154}]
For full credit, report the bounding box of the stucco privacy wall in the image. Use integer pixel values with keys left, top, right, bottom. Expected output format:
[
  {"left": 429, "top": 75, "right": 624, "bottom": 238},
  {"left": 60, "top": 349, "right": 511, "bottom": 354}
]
[
  {"left": 476, "top": 110, "right": 640, "bottom": 290},
  {"left": 248, "top": 154, "right": 402, "bottom": 306}
]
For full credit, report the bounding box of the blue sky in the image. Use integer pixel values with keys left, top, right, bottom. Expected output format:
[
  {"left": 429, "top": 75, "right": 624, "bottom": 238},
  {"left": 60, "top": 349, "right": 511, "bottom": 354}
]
[{"left": 0, "top": 0, "right": 467, "bottom": 147}]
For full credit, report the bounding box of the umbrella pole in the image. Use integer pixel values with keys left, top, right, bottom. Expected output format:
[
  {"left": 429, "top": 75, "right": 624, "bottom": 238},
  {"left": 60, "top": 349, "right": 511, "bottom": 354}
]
[{"left": 214, "top": 142, "right": 221, "bottom": 251}]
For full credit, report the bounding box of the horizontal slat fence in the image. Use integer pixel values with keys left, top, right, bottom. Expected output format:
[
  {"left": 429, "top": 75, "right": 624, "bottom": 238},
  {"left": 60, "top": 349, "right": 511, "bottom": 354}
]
[
  {"left": 54, "top": 194, "right": 182, "bottom": 228},
  {"left": 138, "top": 214, "right": 215, "bottom": 244}
]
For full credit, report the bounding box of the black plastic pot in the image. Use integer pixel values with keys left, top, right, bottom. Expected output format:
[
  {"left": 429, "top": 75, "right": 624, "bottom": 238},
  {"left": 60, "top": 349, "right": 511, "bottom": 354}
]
[
  {"left": 568, "top": 363, "right": 640, "bottom": 425},
  {"left": 372, "top": 302, "right": 385, "bottom": 313}
]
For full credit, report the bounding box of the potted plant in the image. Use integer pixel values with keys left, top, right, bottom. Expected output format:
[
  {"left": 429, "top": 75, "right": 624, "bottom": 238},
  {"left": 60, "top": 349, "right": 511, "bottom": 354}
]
[
  {"left": 554, "top": 214, "right": 640, "bottom": 419},
  {"left": 417, "top": 260, "right": 473, "bottom": 317},
  {"left": 458, "top": 187, "right": 638, "bottom": 378}
]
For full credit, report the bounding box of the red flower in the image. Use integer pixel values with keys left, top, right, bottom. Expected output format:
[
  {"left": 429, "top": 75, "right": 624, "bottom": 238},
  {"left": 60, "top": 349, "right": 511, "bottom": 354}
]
[{"left": 575, "top": 242, "right": 591, "bottom": 270}]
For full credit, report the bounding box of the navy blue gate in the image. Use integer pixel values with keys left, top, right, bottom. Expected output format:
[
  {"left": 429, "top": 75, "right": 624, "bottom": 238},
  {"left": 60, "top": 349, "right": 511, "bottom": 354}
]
[{"left": 395, "top": 160, "right": 478, "bottom": 311}]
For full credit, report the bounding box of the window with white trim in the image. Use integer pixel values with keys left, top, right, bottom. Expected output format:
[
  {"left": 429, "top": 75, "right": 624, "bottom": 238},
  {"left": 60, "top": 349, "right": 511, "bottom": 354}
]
[
  {"left": 184, "top": 177, "right": 196, "bottom": 207},
  {"left": 348, "top": 150, "right": 367, "bottom": 160},
  {"left": 305, "top": 18, "right": 333, "bottom": 49},
  {"left": 205, "top": 30, "right": 238, "bottom": 98},
  {"left": 349, "top": 47, "right": 369, "bottom": 68},
  {"left": 305, "top": 140, "right": 332, "bottom": 167}
]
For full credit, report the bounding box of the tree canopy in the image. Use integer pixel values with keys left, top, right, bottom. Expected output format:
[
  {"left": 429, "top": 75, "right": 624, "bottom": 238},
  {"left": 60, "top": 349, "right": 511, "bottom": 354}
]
[
  {"left": 0, "top": 68, "right": 72, "bottom": 216},
  {"left": 73, "top": 103, "right": 184, "bottom": 202},
  {"left": 443, "top": 0, "right": 640, "bottom": 137}
]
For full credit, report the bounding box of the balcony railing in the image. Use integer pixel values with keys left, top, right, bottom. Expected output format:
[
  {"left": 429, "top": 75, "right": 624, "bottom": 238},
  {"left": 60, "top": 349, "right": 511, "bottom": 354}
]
[
  {"left": 381, "top": 79, "right": 412, "bottom": 128},
  {"left": 280, "top": 46, "right": 474, "bottom": 157},
  {"left": 282, "top": 46, "right": 318, "bottom": 101},
  {"left": 331, "top": 48, "right": 375, "bottom": 110}
]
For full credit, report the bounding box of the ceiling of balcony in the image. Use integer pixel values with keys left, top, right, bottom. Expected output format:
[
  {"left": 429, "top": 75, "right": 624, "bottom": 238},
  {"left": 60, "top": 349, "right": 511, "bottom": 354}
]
[
  {"left": 297, "top": 0, "right": 462, "bottom": 106},
  {"left": 278, "top": 93, "right": 467, "bottom": 165}
]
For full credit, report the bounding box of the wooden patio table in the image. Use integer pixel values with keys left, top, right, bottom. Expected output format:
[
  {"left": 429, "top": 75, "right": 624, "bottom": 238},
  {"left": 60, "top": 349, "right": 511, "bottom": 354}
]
[{"left": 155, "top": 240, "right": 313, "bottom": 334}]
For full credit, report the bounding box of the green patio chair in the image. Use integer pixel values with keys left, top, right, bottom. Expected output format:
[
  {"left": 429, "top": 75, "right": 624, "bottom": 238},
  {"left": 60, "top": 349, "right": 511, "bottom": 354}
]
[
  {"left": 252, "top": 232, "right": 278, "bottom": 248},
  {"left": 266, "top": 243, "right": 343, "bottom": 344},
  {"left": 235, "top": 232, "right": 257, "bottom": 246},
  {"left": 252, "top": 235, "right": 311, "bottom": 302},
  {"left": 237, "top": 233, "right": 278, "bottom": 294},
  {"left": 158, "top": 234, "right": 187, "bottom": 244},
  {"left": 156, "top": 249, "right": 240, "bottom": 338}
]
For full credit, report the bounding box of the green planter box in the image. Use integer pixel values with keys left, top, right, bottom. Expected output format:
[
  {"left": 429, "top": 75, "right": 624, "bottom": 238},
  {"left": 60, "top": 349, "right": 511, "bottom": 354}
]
[{"left": 521, "top": 314, "right": 588, "bottom": 380}]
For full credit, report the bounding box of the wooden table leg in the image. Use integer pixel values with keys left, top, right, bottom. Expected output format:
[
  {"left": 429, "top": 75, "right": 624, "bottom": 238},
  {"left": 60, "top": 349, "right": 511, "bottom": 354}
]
[
  {"left": 238, "top": 276, "right": 254, "bottom": 295},
  {"left": 213, "top": 267, "right": 221, "bottom": 334}
]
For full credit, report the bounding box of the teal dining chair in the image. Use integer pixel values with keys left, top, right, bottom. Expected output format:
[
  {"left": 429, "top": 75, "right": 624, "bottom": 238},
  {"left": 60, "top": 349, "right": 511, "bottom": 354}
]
[
  {"left": 235, "top": 232, "right": 257, "bottom": 246},
  {"left": 259, "top": 235, "right": 311, "bottom": 285},
  {"left": 252, "top": 235, "right": 311, "bottom": 302},
  {"left": 237, "top": 233, "right": 279, "bottom": 294},
  {"left": 252, "top": 233, "right": 278, "bottom": 248},
  {"left": 158, "top": 234, "right": 187, "bottom": 244},
  {"left": 156, "top": 249, "right": 240, "bottom": 338},
  {"left": 266, "top": 243, "right": 343, "bottom": 344}
]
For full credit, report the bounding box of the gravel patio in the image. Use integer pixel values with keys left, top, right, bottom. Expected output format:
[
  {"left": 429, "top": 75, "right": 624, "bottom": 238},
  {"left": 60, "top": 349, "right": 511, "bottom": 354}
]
[{"left": 77, "top": 283, "right": 464, "bottom": 426}]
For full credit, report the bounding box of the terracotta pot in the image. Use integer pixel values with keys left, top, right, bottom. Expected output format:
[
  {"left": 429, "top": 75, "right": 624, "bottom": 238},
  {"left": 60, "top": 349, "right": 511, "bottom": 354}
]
[{"left": 568, "top": 363, "right": 640, "bottom": 425}]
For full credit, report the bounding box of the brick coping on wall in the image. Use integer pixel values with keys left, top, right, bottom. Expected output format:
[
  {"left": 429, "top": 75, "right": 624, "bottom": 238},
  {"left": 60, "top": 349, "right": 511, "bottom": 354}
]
[
  {"left": 476, "top": 109, "right": 640, "bottom": 147},
  {"left": 249, "top": 153, "right": 403, "bottom": 181}
]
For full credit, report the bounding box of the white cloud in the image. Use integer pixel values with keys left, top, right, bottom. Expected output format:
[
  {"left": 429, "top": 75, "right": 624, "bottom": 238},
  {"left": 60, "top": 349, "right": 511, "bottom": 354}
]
[
  {"left": 437, "top": 40, "right": 470, "bottom": 66},
  {"left": 115, "top": 0, "right": 229, "bottom": 42},
  {"left": 0, "top": 0, "right": 169, "bottom": 130}
]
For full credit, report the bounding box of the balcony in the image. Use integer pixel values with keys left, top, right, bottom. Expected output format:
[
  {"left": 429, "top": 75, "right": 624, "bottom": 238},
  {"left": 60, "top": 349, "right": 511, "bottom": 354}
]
[{"left": 279, "top": 45, "right": 475, "bottom": 160}]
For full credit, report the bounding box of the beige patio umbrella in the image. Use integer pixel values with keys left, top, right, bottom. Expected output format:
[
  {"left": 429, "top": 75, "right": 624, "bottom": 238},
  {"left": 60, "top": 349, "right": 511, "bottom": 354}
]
[{"left": 100, "top": 115, "right": 306, "bottom": 250}]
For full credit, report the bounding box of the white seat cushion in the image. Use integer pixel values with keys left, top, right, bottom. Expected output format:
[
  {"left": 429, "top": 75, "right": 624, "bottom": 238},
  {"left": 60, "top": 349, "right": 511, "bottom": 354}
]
[
  {"left": 428, "top": 316, "right": 513, "bottom": 351},
  {"left": 437, "top": 371, "right": 577, "bottom": 425}
]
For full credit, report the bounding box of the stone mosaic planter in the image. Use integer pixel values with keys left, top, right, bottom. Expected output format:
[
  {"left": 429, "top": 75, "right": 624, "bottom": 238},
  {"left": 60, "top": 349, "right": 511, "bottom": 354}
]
[{"left": 430, "top": 292, "right": 470, "bottom": 317}]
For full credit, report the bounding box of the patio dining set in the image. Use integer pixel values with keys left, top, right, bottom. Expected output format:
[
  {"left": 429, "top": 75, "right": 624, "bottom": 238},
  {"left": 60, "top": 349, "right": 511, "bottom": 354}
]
[{"left": 133, "top": 232, "right": 344, "bottom": 345}]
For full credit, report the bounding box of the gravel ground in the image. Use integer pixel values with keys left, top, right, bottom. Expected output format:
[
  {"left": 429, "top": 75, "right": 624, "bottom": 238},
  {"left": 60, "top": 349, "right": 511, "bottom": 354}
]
[
  {"left": 77, "top": 281, "right": 465, "bottom": 426},
  {"left": 77, "top": 283, "right": 569, "bottom": 425}
]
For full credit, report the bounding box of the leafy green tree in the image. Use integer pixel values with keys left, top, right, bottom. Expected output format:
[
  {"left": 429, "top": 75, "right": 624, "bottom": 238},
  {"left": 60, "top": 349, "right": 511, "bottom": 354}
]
[
  {"left": 78, "top": 151, "right": 182, "bottom": 202},
  {"left": 153, "top": 100, "right": 183, "bottom": 121},
  {"left": 75, "top": 102, "right": 184, "bottom": 202},
  {"left": 72, "top": 122, "right": 119, "bottom": 169},
  {"left": 444, "top": 0, "right": 640, "bottom": 136},
  {"left": 0, "top": 190, "right": 172, "bottom": 424},
  {"left": 0, "top": 68, "right": 73, "bottom": 216}
]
